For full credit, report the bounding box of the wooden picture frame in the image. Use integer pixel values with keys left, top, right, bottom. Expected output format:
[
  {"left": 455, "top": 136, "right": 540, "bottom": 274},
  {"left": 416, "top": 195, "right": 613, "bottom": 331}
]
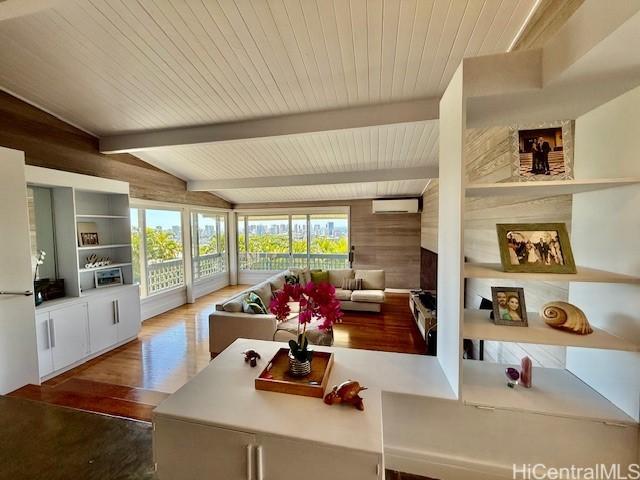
[
  {"left": 77, "top": 222, "right": 99, "bottom": 246},
  {"left": 491, "top": 287, "right": 528, "bottom": 327},
  {"left": 95, "top": 267, "right": 123, "bottom": 288},
  {"left": 497, "top": 223, "right": 577, "bottom": 274},
  {"left": 510, "top": 120, "right": 574, "bottom": 181}
]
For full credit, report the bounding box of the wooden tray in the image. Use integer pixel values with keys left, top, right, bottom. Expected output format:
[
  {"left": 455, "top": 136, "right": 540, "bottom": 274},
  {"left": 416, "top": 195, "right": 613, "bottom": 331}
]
[{"left": 255, "top": 348, "right": 334, "bottom": 398}]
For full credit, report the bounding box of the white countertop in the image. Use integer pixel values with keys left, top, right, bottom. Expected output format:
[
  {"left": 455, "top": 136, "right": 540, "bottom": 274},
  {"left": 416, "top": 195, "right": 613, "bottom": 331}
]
[{"left": 153, "top": 339, "right": 455, "bottom": 455}]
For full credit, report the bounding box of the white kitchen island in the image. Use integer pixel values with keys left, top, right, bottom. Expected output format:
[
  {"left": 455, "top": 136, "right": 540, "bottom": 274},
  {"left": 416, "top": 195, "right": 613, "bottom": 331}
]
[{"left": 152, "top": 338, "right": 455, "bottom": 480}]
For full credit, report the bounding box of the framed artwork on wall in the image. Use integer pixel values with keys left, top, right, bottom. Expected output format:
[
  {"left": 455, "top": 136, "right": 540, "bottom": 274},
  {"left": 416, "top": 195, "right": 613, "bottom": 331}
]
[
  {"left": 510, "top": 120, "right": 574, "bottom": 181},
  {"left": 497, "top": 223, "right": 576, "bottom": 274},
  {"left": 77, "top": 222, "right": 99, "bottom": 246}
]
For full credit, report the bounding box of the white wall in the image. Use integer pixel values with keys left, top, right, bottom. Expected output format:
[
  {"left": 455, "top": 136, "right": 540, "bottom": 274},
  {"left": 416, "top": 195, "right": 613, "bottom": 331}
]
[{"left": 568, "top": 85, "right": 640, "bottom": 421}]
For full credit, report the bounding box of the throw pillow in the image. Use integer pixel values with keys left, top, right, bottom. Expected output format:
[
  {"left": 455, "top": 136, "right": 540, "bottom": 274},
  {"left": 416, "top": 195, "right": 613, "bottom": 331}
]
[
  {"left": 243, "top": 291, "right": 268, "bottom": 314},
  {"left": 253, "top": 282, "right": 273, "bottom": 307},
  {"left": 285, "top": 273, "right": 299, "bottom": 285},
  {"left": 269, "top": 274, "right": 286, "bottom": 292},
  {"left": 341, "top": 278, "right": 363, "bottom": 291},
  {"left": 222, "top": 297, "right": 244, "bottom": 312},
  {"left": 310, "top": 270, "right": 329, "bottom": 284}
]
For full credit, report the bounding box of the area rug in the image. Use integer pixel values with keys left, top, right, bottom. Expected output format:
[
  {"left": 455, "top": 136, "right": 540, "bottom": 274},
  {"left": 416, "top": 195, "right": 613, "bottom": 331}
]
[{"left": 0, "top": 396, "right": 154, "bottom": 480}]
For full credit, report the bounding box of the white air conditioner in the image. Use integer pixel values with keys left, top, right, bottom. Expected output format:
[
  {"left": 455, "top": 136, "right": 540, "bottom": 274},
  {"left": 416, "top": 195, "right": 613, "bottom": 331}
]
[{"left": 371, "top": 198, "right": 419, "bottom": 214}]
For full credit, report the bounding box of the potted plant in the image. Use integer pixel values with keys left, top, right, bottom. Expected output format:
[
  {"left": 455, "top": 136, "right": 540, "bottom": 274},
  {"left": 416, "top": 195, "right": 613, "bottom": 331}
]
[
  {"left": 270, "top": 282, "right": 343, "bottom": 377},
  {"left": 33, "top": 250, "right": 47, "bottom": 306}
]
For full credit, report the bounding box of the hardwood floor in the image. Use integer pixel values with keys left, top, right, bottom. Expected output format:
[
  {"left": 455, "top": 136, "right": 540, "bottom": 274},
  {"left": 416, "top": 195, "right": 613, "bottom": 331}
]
[{"left": 10, "top": 285, "right": 425, "bottom": 421}]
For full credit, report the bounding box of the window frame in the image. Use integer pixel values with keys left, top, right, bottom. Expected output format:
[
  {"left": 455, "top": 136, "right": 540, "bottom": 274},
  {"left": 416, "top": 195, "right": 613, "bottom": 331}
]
[
  {"left": 235, "top": 206, "right": 350, "bottom": 272},
  {"left": 191, "top": 210, "right": 229, "bottom": 282}
]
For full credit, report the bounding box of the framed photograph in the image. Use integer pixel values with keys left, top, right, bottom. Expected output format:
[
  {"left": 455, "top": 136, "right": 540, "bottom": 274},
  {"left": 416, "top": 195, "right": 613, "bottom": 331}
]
[
  {"left": 77, "top": 222, "right": 100, "bottom": 246},
  {"left": 497, "top": 223, "right": 577, "bottom": 274},
  {"left": 510, "top": 120, "right": 574, "bottom": 181},
  {"left": 95, "top": 267, "right": 123, "bottom": 289},
  {"left": 491, "top": 287, "right": 528, "bottom": 327}
]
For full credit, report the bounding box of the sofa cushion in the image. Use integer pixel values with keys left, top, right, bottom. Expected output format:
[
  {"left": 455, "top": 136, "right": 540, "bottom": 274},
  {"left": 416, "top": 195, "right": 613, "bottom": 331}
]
[
  {"left": 355, "top": 270, "right": 385, "bottom": 290},
  {"left": 328, "top": 269, "right": 354, "bottom": 288},
  {"left": 284, "top": 273, "right": 300, "bottom": 285},
  {"left": 276, "top": 316, "right": 333, "bottom": 346},
  {"left": 334, "top": 288, "right": 353, "bottom": 301},
  {"left": 310, "top": 270, "right": 329, "bottom": 284},
  {"left": 350, "top": 289, "right": 385, "bottom": 304},
  {"left": 291, "top": 267, "right": 311, "bottom": 284},
  {"left": 222, "top": 296, "right": 245, "bottom": 313},
  {"left": 341, "top": 278, "right": 363, "bottom": 291},
  {"left": 269, "top": 274, "right": 286, "bottom": 292},
  {"left": 252, "top": 282, "right": 273, "bottom": 307}
]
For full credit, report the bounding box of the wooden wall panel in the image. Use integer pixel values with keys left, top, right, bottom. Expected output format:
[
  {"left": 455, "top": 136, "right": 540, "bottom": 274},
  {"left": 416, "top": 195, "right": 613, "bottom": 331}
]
[
  {"left": 0, "top": 91, "right": 230, "bottom": 208},
  {"left": 238, "top": 199, "right": 421, "bottom": 290}
]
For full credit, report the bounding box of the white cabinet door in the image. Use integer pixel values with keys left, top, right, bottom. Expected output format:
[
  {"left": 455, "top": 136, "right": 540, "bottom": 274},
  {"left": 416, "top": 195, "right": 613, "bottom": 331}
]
[
  {"left": 50, "top": 303, "right": 89, "bottom": 371},
  {"left": 154, "top": 417, "right": 255, "bottom": 480},
  {"left": 115, "top": 286, "right": 140, "bottom": 342},
  {"left": 257, "top": 434, "right": 383, "bottom": 480},
  {"left": 88, "top": 296, "right": 118, "bottom": 354},
  {"left": 35, "top": 312, "right": 53, "bottom": 378}
]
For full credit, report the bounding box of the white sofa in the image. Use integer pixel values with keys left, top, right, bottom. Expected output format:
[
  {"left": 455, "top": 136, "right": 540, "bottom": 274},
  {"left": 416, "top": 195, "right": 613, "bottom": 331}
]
[{"left": 209, "top": 268, "right": 385, "bottom": 354}]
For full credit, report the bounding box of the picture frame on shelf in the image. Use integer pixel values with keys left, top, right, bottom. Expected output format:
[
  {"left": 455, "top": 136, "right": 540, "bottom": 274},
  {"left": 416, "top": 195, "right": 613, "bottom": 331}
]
[
  {"left": 510, "top": 120, "right": 574, "bottom": 181},
  {"left": 95, "top": 267, "right": 123, "bottom": 289},
  {"left": 497, "top": 223, "right": 577, "bottom": 274},
  {"left": 491, "top": 287, "right": 528, "bottom": 327},
  {"left": 77, "top": 221, "right": 99, "bottom": 246}
]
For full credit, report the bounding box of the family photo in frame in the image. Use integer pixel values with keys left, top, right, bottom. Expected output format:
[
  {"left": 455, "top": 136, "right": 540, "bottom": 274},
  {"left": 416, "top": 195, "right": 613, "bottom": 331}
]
[
  {"left": 511, "top": 121, "right": 574, "bottom": 181},
  {"left": 497, "top": 223, "right": 576, "bottom": 274},
  {"left": 491, "top": 287, "right": 528, "bottom": 327}
]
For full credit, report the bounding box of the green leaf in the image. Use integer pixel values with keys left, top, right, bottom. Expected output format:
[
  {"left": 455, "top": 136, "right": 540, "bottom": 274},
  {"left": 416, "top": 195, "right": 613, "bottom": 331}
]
[{"left": 288, "top": 340, "right": 298, "bottom": 352}]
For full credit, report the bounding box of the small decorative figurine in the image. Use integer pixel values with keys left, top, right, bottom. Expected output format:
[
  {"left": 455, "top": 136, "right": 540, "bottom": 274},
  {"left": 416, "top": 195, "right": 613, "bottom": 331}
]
[
  {"left": 541, "top": 301, "right": 593, "bottom": 335},
  {"left": 505, "top": 367, "right": 520, "bottom": 388},
  {"left": 323, "top": 380, "right": 367, "bottom": 411},
  {"left": 243, "top": 350, "right": 261, "bottom": 367},
  {"left": 520, "top": 356, "right": 532, "bottom": 388}
]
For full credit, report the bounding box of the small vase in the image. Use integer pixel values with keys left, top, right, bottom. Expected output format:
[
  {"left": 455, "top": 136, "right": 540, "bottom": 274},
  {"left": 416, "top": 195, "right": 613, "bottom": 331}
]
[{"left": 288, "top": 352, "right": 311, "bottom": 377}]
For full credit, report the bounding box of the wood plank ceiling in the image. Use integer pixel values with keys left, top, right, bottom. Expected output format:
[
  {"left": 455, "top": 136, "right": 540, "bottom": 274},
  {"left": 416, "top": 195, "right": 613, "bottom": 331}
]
[{"left": 0, "top": 0, "right": 536, "bottom": 203}]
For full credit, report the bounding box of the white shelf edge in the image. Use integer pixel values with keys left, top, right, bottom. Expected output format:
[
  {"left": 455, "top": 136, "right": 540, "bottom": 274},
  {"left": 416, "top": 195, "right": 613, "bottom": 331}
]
[
  {"left": 465, "top": 177, "right": 640, "bottom": 197},
  {"left": 464, "top": 263, "right": 640, "bottom": 284},
  {"left": 79, "top": 262, "right": 132, "bottom": 273},
  {"left": 462, "top": 360, "right": 637, "bottom": 426},
  {"left": 463, "top": 309, "right": 639, "bottom": 352},
  {"left": 77, "top": 244, "right": 131, "bottom": 251},
  {"left": 76, "top": 214, "right": 129, "bottom": 219}
]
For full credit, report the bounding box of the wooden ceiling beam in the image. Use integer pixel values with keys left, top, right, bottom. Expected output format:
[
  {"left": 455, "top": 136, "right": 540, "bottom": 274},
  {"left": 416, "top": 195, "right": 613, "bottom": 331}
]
[
  {"left": 0, "top": 0, "right": 67, "bottom": 21},
  {"left": 99, "top": 98, "right": 440, "bottom": 154},
  {"left": 187, "top": 166, "right": 438, "bottom": 192}
]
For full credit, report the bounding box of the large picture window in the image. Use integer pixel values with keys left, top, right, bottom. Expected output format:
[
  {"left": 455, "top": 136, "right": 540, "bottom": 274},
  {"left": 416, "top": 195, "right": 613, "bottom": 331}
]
[
  {"left": 192, "top": 212, "right": 228, "bottom": 280},
  {"left": 238, "top": 212, "right": 349, "bottom": 271},
  {"left": 130, "top": 207, "right": 185, "bottom": 297}
]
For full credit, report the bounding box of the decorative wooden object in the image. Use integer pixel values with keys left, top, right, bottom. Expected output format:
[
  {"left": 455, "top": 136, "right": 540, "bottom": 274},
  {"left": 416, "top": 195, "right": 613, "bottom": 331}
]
[
  {"left": 541, "top": 301, "right": 593, "bottom": 335},
  {"left": 255, "top": 348, "right": 334, "bottom": 398},
  {"left": 323, "top": 380, "right": 368, "bottom": 411},
  {"left": 520, "top": 356, "right": 532, "bottom": 388},
  {"left": 243, "top": 350, "right": 261, "bottom": 367}
]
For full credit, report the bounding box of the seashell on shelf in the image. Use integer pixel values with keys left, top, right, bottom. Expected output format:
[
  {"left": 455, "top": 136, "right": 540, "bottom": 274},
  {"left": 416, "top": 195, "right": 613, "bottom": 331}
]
[{"left": 540, "top": 301, "right": 593, "bottom": 335}]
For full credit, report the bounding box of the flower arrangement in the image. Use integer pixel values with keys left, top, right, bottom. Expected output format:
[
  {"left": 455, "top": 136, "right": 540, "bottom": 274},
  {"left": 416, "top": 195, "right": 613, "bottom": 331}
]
[
  {"left": 269, "top": 282, "right": 343, "bottom": 364},
  {"left": 34, "top": 250, "right": 46, "bottom": 282}
]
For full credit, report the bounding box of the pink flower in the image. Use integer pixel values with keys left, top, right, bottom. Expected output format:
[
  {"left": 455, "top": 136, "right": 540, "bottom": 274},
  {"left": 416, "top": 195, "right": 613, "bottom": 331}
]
[{"left": 269, "top": 281, "right": 342, "bottom": 330}]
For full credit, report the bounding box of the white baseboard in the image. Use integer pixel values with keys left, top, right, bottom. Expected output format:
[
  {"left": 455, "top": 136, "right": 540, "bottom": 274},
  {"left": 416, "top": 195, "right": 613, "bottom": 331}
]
[
  {"left": 141, "top": 287, "right": 187, "bottom": 321},
  {"left": 385, "top": 288, "right": 415, "bottom": 294},
  {"left": 194, "top": 273, "right": 230, "bottom": 300}
]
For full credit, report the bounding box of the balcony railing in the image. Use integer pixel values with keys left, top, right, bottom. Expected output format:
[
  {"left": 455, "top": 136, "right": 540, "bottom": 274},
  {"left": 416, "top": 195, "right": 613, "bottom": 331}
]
[
  {"left": 193, "top": 252, "right": 227, "bottom": 279},
  {"left": 147, "top": 258, "right": 184, "bottom": 295},
  {"left": 239, "top": 253, "right": 348, "bottom": 271}
]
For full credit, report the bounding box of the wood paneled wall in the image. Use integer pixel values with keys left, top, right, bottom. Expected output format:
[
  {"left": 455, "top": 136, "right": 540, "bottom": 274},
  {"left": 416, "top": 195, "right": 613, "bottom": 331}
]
[
  {"left": 238, "top": 199, "right": 421, "bottom": 290},
  {"left": 0, "top": 91, "right": 230, "bottom": 208}
]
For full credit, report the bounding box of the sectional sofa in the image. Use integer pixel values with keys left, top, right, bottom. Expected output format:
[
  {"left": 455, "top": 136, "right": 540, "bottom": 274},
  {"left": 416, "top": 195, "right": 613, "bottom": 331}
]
[{"left": 209, "top": 268, "right": 385, "bottom": 354}]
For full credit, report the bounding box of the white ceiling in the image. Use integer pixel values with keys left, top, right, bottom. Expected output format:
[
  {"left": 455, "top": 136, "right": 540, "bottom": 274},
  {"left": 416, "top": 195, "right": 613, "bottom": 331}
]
[{"left": 0, "top": 0, "right": 537, "bottom": 203}]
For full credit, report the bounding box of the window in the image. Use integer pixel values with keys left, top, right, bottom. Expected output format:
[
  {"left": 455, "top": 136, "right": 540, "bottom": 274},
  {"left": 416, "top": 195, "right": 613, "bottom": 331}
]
[
  {"left": 192, "top": 212, "right": 228, "bottom": 280},
  {"left": 130, "top": 207, "right": 185, "bottom": 297},
  {"left": 309, "top": 214, "right": 349, "bottom": 269},
  {"left": 238, "top": 212, "right": 349, "bottom": 271}
]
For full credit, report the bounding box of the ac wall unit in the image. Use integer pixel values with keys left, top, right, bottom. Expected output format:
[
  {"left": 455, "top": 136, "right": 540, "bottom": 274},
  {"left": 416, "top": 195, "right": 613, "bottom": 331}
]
[{"left": 371, "top": 198, "right": 419, "bottom": 214}]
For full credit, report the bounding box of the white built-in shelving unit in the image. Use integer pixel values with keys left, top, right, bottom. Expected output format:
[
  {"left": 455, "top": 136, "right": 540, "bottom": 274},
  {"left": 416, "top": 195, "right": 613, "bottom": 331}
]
[{"left": 410, "top": 9, "right": 640, "bottom": 475}]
